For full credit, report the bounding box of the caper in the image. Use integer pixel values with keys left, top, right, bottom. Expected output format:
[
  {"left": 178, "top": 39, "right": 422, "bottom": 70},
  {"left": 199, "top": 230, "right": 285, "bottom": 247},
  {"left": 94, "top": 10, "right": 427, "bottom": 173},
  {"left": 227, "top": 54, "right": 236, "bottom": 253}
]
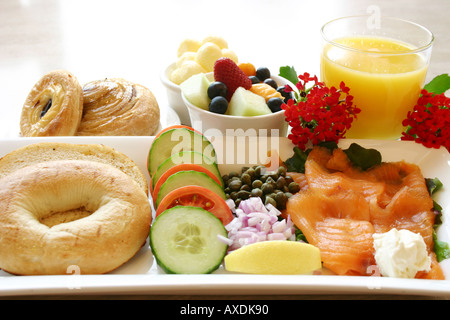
[
  {"left": 275, "top": 192, "right": 288, "bottom": 208},
  {"left": 276, "top": 176, "right": 286, "bottom": 189},
  {"left": 222, "top": 174, "right": 230, "bottom": 184},
  {"left": 288, "top": 182, "right": 300, "bottom": 193},
  {"left": 277, "top": 166, "right": 286, "bottom": 177},
  {"left": 228, "top": 179, "right": 242, "bottom": 191},
  {"left": 230, "top": 191, "right": 238, "bottom": 200},
  {"left": 261, "top": 183, "right": 274, "bottom": 194},
  {"left": 265, "top": 176, "right": 276, "bottom": 187},
  {"left": 251, "top": 188, "right": 263, "bottom": 198},
  {"left": 285, "top": 175, "right": 294, "bottom": 185},
  {"left": 241, "top": 166, "right": 250, "bottom": 173},
  {"left": 265, "top": 196, "right": 277, "bottom": 207},
  {"left": 285, "top": 192, "right": 293, "bottom": 198},
  {"left": 228, "top": 171, "right": 239, "bottom": 179},
  {"left": 268, "top": 173, "right": 279, "bottom": 181},
  {"left": 245, "top": 167, "right": 255, "bottom": 179},
  {"left": 252, "top": 179, "right": 263, "bottom": 189},
  {"left": 237, "top": 190, "right": 251, "bottom": 200},
  {"left": 226, "top": 176, "right": 239, "bottom": 187},
  {"left": 254, "top": 166, "right": 265, "bottom": 178},
  {"left": 240, "top": 184, "right": 251, "bottom": 192},
  {"left": 241, "top": 173, "right": 252, "bottom": 186},
  {"left": 267, "top": 192, "right": 277, "bottom": 200}
]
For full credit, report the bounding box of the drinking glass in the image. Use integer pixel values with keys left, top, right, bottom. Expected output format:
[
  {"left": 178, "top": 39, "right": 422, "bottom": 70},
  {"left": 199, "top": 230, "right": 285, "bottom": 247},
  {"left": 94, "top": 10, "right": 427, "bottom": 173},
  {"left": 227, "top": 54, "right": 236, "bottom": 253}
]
[{"left": 320, "top": 16, "right": 433, "bottom": 139}]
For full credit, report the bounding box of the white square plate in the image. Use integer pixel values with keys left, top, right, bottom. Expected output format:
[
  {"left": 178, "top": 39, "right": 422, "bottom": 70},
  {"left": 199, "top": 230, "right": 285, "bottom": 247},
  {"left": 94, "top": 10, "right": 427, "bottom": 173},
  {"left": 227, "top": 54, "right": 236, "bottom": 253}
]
[{"left": 0, "top": 136, "right": 449, "bottom": 297}]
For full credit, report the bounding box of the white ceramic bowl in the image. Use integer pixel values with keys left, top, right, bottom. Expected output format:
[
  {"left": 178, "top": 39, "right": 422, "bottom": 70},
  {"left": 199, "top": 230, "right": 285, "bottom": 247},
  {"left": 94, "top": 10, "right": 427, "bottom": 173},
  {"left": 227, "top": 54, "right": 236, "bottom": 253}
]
[
  {"left": 160, "top": 62, "right": 194, "bottom": 126},
  {"left": 182, "top": 74, "right": 294, "bottom": 137}
]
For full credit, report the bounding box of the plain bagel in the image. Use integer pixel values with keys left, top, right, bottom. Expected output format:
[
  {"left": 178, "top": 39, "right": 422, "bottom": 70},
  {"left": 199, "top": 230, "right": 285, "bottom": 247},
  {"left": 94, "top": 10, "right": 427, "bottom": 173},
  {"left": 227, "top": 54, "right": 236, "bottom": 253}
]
[
  {"left": 0, "top": 142, "right": 149, "bottom": 195},
  {"left": 0, "top": 160, "right": 152, "bottom": 275}
]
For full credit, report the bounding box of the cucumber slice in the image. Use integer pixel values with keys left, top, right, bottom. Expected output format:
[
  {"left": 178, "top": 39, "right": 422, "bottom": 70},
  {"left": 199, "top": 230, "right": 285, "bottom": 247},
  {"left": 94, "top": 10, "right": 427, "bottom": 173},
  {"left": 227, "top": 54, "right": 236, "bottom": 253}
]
[
  {"left": 148, "top": 128, "right": 216, "bottom": 178},
  {"left": 149, "top": 206, "right": 228, "bottom": 274},
  {"left": 152, "top": 151, "right": 222, "bottom": 190},
  {"left": 154, "top": 170, "right": 226, "bottom": 208}
]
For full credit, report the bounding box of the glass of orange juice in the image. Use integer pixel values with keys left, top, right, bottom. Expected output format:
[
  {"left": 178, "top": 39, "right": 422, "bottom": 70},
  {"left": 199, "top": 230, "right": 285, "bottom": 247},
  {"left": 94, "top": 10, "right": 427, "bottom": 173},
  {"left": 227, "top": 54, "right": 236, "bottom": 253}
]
[{"left": 320, "top": 16, "right": 433, "bottom": 139}]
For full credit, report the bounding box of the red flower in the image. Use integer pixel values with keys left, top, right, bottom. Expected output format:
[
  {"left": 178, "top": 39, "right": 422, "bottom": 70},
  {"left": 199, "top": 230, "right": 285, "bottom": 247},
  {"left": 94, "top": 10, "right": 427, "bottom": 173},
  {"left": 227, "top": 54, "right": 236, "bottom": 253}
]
[
  {"left": 281, "top": 74, "right": 360, "bottom": 150},
  {"left": 401, "top": 89, "right": 450, "bottom": 152}
]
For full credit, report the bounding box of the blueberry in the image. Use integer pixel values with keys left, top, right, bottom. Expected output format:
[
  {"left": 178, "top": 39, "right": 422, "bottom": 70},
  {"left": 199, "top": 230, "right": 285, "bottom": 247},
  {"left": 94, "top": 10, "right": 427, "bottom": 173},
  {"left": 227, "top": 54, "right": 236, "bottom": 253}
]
[
  {"left": 267, "top": 97, "right": 284, "bottom": 113},
  {"left": 255, "top": 67, "right": 271, "bottom": 81},
  {"left": 209, "top": 96, "right": 228, "bottom": 114},
  {"left": 207, "top": 81, "right": 228, "bottom": 99},
  {"left": 277, "top": 85, "right": 294, "bottom": 102},
  {"left": 263, "top": 78, "right": 278, "bottom": 89},
  {"left": 249, "top": 76, "right": 260, "bottom": 84}
]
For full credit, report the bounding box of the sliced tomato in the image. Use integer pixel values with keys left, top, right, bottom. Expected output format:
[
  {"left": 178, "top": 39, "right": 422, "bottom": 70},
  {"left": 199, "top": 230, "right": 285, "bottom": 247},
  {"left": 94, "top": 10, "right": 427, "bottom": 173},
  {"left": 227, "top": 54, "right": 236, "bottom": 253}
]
[
  {"left": 153, "top": 125, "right": 202, "bottom": 139},
  {"left": 155, "top": 185, "right": 233, "bottom": 225},
  {"left": 151, "top": 164, "right": 223, "bottom": 204}
]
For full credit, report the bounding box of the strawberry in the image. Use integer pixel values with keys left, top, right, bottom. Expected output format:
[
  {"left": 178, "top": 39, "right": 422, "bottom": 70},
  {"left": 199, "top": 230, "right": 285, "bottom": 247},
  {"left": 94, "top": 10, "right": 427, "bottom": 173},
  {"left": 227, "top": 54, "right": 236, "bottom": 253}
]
[{"left": 214, "top": 57, "right": 252, "bottom": 101}]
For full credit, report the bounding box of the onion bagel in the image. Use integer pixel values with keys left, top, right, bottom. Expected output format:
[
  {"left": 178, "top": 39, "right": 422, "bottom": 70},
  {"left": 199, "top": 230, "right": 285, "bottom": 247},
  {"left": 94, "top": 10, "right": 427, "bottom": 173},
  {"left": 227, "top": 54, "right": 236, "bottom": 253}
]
[
  {"left": 0, "top": 142, "right": 148, "bottom": 195},
  {"left": 0, "top": 160, "right": 152, "bottom": 275},
  {"left": 20, "top": 70, "right": 83, "bottom": 137},
  {"left": 77, "top": 78, "right": 160, "bottom": 136}
]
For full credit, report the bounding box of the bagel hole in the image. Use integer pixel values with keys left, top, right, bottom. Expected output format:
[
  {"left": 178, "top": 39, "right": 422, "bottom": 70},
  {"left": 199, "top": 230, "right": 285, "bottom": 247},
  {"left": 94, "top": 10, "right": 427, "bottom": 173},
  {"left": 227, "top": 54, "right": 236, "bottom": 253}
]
[{"left": 39, "top": 205, "right": 94, "bottom": 228}]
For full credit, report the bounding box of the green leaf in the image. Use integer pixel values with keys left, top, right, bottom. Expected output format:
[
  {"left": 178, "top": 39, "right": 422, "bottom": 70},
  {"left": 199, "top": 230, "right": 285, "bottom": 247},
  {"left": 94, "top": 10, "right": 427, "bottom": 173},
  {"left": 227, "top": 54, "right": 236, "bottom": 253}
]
[
  {"left": 294, "top": 227, "right": 308, "bottom": 243},
  {"left": 423, "top": 73, "right": 450, "bottom": 95},
  {"left": 433, "top": 231, "right": 450, "bottom": 262},
  {"left": 343, "top": 143, "right": 382, "bottom": 171},
  {"left": 426, "top": 177, "right": 443, "bottom": 196},
  {"left": 279, "top": 66, "right": 299, "bottom": 85},
  {"left": 284, "top": 147, "right": 310, "bottom": 173},
  {"left": 284, "top": 142, "right": 381, "bottom": 173}
]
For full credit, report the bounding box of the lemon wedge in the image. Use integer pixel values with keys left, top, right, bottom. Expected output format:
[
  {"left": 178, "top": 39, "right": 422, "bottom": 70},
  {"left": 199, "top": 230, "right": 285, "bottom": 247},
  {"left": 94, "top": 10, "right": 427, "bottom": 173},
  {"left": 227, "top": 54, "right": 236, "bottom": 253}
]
[{"left": 224, "top": 241, "right": 322, "bottom": 275}]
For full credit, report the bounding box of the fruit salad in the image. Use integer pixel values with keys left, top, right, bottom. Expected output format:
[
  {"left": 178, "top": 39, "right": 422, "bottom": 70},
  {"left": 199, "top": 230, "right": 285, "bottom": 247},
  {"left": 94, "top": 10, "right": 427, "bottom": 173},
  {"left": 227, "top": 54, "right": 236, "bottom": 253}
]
[{"left": 181, "top": 58, "right": 293, "bottom": 117}]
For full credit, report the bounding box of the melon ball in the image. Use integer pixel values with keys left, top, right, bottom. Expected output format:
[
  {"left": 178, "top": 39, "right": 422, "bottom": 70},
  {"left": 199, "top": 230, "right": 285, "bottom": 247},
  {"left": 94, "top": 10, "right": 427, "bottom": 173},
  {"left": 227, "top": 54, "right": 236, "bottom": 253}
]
[
  {"left": 170, "top": 60, "right": 206, "bottom": 85},
  {"left": 177, "top": 38, "right": 202, "bottom": 58},
  {"left": 195, "top": 42, "right": 223, "bottom": 72},
  {"left": 221, "top": 48, "right": 239, "bottom": 64},
  {"left": 176, "top": 51, "right": 196, "bottom": 68},
  {"left": 202, "top": 35, "right": 228, "bottom": 49}
]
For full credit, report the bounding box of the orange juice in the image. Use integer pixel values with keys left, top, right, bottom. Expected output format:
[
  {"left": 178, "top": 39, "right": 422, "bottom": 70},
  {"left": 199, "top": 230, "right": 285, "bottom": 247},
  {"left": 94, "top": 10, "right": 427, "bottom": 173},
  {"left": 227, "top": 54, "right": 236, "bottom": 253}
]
[{"left": 321, "top": 36, "right": 428, "bottom": 139}]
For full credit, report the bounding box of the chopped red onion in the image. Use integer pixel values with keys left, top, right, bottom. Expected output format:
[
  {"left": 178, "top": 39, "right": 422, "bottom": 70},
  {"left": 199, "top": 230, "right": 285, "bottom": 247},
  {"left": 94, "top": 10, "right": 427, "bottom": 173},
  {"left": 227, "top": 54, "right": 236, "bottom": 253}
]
[{"left": 225, "top": 197, "right": 297, "bottom": 252}]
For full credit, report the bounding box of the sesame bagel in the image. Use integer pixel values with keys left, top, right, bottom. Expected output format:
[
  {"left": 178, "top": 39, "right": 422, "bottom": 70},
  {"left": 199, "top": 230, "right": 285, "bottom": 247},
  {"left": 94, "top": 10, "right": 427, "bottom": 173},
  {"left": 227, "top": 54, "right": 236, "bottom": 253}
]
[{"left": 0, "top": 160, "right": 152, "bottom": 275}]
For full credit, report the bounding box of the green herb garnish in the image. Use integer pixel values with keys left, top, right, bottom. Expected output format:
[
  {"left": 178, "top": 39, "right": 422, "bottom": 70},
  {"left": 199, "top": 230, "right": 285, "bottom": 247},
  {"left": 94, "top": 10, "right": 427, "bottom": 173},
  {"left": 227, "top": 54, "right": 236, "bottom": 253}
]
[{"left": 284, "top": 142, "right": 381, "bottom": 173}]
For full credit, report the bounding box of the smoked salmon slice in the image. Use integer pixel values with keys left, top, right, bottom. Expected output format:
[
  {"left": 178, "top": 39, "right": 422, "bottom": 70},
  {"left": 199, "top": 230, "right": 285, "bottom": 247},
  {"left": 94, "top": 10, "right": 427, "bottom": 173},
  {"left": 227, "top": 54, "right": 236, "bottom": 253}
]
[{"left": 286, "top": 146, "right": 444, "bottom": 279}]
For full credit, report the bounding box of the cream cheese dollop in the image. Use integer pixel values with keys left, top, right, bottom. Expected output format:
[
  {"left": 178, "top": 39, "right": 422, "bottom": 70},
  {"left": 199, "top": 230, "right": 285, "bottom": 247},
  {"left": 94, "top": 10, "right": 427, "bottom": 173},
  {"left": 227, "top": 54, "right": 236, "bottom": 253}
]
[{"left": 373, "top": 228, "right": 431, "bottom": 278}]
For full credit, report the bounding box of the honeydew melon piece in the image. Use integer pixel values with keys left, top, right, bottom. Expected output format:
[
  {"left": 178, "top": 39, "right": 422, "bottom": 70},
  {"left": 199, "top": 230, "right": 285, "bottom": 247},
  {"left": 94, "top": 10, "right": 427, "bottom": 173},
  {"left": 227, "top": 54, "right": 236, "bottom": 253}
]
[
  {"left": 180, "top": 73, "right": 211, "bottom": 110},
  {"left": 227, "top": 87, "right": 272, "bottom": 117}
]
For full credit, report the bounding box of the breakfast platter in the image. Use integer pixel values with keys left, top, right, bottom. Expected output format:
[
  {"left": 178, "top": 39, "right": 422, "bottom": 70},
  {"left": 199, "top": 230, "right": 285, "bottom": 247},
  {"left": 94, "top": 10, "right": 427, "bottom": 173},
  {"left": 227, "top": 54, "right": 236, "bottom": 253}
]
[
  {"left": 0, "top": 135, "right": 448, "bottom": 297},
  {"left": 0, "top": 23, "right": 449, "bottom": 300}
]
